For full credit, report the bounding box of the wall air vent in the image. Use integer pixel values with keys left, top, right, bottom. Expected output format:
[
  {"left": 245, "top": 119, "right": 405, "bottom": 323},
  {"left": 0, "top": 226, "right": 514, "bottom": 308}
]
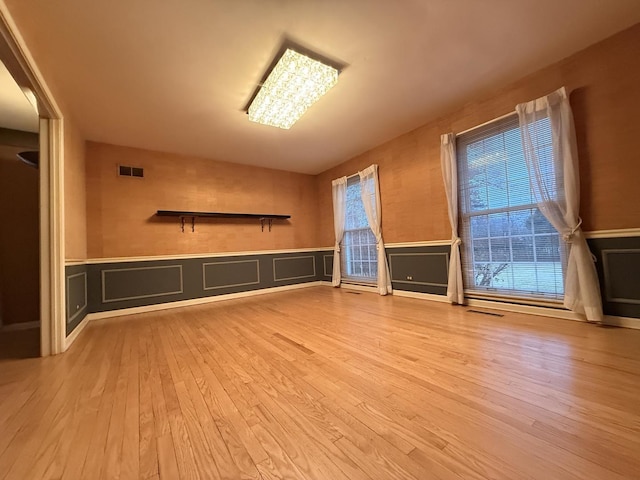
[{"left": 118, "top": 165, "right": 144, "bottom": 178}]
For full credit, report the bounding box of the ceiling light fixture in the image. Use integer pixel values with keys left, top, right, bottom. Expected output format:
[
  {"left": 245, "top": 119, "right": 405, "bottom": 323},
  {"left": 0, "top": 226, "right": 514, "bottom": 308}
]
[{"left": 247, "top": 48, "right": 339, "bottom": 130}]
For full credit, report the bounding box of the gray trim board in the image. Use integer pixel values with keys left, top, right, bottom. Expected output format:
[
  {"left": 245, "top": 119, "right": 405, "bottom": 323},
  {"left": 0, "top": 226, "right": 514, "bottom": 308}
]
[
  {"left": 202, "top": 259, "right": 260, "bottom": 291},
  {"left": 101, "top": 265, "right": 184, "bottom": 303}
]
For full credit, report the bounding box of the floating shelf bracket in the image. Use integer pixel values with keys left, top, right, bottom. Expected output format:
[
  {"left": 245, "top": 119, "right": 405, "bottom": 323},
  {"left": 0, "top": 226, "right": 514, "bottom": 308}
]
[
  {"left": 179, "top": 216, "right": 196, "bottom": 233},
  {"left": 260, "top": 217, "right": 274, "bottom": 232}
]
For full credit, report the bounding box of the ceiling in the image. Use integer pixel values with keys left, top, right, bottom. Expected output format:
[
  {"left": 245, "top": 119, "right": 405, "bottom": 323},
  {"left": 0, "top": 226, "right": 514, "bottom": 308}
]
[
  {"left": 11, "top": 0, "right": 640, "bottom": 174},
  {"left": 0, "top": 60, "right": 38, "bottom": 133}
]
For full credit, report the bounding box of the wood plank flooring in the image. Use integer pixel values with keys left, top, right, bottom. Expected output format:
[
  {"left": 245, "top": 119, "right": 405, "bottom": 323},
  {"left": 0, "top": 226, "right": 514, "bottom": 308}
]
[{"left": 1, "top": 286, "right": 639, "bottom": 479}]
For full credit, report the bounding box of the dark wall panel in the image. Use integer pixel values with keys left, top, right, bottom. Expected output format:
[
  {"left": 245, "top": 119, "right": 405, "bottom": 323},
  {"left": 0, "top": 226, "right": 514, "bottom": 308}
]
[
  {"left": 86, "top": 251, "right": 329, "bottom": 313},
  {"left": 66, "top": 239, "right": 640, "bottom": 328},
  {"left": 386, "top": 245, "right": 450, "bottom": 296},
  {"left": 102, "top": 265, "right": 183, "bottom": 303},
  {"left": 203, "top": 259, "right": 259, "bottom": 290},
  {"left": 65, "top": 264, "right": 88, "bottom": 335},
  {"left": 273, "top": 255, "right": 316, "bottom": 282},
  {"left": 589, "top": 237, "right": 640, "bottom": 318},
  {"left": 323, "top": 254, "right": 334, "bottom": 279}
]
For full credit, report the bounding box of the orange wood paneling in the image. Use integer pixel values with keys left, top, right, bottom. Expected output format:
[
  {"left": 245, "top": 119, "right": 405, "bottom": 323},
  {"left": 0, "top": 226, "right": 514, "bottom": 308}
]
[
  {"left": 85, "top": 143, "right": 319, "bottom": 258},
  {"left": 316, "top": 24, "right": 640, "bottom": 247}
]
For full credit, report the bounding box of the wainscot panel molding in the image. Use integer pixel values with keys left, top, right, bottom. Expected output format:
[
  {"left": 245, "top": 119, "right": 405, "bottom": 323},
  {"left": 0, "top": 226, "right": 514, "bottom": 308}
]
[
  {"left": 101, "top": 265, "right": 184, "bottom": 303},
  {"left": 65, "top": 264, "right": 88, "bottom": 336},
  {"left": 588, "top": 237, "right": 640, "bottom": 319},
  {"left": 273, "top": 255, "right": 316, "bottom": 282},
  {"left": 386, "top": 245, "right": 450, "bottom": 296},
  {"left": 202, "top": 259, "right": 260, "bottom": 290},
  {"left": 64, "top": 232, "right": 640, "bottom": 339},
  {"left": 65, "top": 249, "right": 334, "bottom": 335},
  {"left": 323, "top": 254, "right": 334, "bottom": 277}
]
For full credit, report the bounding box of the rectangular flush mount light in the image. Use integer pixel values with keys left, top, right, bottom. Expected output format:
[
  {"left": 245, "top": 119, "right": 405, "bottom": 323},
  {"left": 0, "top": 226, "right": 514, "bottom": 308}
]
[{"left": 248, "top": 48, "right": 339, "bottom": 130}]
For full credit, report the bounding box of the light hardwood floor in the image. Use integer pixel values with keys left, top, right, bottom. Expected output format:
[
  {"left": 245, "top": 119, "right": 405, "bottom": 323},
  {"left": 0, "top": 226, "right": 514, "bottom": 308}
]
[{"left": 1, "top": 287, "right": 639, "bottom": 480}]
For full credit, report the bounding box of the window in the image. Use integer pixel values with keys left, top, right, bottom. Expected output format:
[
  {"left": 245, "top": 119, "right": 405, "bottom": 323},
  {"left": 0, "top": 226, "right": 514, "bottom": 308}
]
[
  {"left": 456, "top": 114, "right": 566, "bottom": 301},
  {"left": 341, "top": 176, "right": 377, "bottom": 283}
]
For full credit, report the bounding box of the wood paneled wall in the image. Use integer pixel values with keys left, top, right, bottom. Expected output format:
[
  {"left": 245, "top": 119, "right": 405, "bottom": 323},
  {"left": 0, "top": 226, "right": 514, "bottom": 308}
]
[
  {"left": 316, "top": 24, "right": 640, "bottom": 247},
  {"left": 85, "top": 142, "right": 319, "bottom": 258}
]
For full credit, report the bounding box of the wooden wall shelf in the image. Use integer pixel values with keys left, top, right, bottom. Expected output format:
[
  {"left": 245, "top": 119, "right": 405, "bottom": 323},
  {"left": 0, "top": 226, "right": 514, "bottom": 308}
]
[{"left": 155, "top": 210, "right": 291, "bottom": 232}]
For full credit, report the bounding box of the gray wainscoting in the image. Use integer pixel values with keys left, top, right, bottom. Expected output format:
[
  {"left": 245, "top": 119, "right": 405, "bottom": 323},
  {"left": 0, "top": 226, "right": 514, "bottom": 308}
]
[
  {"left": 588, "top": 237, "right": 640, "bottom": 318},
  {"left": 386, "top": 245, "right": 450, "bottom": 296},
  {"left": 65, "top": 264, "right": 88, "bottom": 335},
  {"left": 65, "top": 250, "right": 332, "bottom": 335},
  {"left": 64, "top": 237, "right": 640, "bottom": 337}
]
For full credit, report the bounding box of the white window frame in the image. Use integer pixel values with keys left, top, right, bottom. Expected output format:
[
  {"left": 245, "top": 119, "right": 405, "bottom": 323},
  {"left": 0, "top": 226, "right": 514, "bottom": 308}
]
[
  {"left": 341, "top": 175, "right": 377, "bottom": 284},
  {"left": 456, "top": 114, "right": 566, "bottom": 303}
]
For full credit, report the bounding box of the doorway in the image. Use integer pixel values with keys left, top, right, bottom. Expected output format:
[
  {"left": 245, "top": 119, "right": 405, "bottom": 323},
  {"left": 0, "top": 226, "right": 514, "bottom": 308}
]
[{"left": 0, "top": 58, "right": 40, "bottom": 357}]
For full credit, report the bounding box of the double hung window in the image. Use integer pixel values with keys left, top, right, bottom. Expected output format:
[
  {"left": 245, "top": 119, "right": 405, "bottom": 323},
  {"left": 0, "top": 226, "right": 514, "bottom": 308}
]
[
  {"left": 341, "top": 176, "right": 378, "bottom": 283},
  {"left": 456, "top": 114, "right": 565, "bottom": 301}
]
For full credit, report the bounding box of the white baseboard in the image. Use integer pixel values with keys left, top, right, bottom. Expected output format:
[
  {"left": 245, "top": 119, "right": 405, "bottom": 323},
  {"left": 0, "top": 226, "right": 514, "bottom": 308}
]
[
  {"left": 85, "top": 282, "right": 324, "bottom": 322},
  {"left": 465, "top": 298, "right": 584, "bottom": 322},
  {"left": 1, "top": 321, "right": 40, "bottom": 331},
  {"left": 603, "top": 315, "right": 640, "bottom": 330},
  {"left": 392, "top": 289, "right": 451, "bottom": 303},
  {"left": 64, "top": 315, "right": 90, "bottom": 351},
  {"left": 340, "top": 283, "right": 379, "bottom": 294}
]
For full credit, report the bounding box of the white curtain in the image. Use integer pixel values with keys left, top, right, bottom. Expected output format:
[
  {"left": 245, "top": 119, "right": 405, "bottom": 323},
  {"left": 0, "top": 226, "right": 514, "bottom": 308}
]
[
  {"left": 516, "top": 87, "right": 603, "bottom": 322},
  {"left": 440, "top": 133, "right": 464, "bottom": 304},
  {"left": 331, "top": 177, "right": 347, "bottom": 287},
  {"left": 359, "top": 165, "right": 392, "bottom": 295}
]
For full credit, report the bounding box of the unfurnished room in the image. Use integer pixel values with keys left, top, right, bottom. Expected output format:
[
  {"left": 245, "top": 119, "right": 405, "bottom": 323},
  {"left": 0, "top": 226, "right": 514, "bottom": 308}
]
[{"left": 0, "top": 1, "right": 639, "bottom": 479}]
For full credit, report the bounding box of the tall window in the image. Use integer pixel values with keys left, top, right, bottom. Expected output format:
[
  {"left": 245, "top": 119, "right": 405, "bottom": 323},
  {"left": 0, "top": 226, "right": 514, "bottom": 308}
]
[
  {"left": 341, "top": 176, "right": 377, "bottom": 282},
  {"left": 457, "top": 114, "right": 565, "bottom": 301}
]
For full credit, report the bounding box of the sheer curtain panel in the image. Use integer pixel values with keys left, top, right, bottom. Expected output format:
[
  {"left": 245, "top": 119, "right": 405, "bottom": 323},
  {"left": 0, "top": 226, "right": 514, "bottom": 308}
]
[
  {"left": 359, "top": 165, "right": 392, "bottom": 295},
  {"left": 441, "top": 133, "right": 464, "bottom": 304},
  {"left": 331, "top": 176, "right": 347, "bottom": 287},
  {"left": 516, "top": 87, "right": 603, "bottom": 321}
]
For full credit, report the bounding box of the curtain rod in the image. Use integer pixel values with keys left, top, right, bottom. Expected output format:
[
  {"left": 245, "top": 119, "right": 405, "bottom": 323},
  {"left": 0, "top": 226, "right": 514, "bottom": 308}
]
[{"left": 456, "top": 110, "right": 516, "bottom": 136}]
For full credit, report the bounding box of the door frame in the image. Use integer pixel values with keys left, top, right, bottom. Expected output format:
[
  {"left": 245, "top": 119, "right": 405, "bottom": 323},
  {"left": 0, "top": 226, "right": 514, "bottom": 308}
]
[{"left": 0, "top": 2, "right": 66, "bottom": 355}]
